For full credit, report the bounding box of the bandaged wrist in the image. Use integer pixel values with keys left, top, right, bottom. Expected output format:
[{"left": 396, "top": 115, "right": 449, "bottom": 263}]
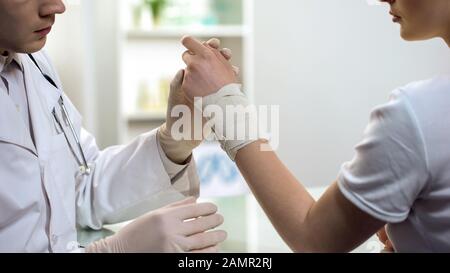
[{"left": 198, "top": 84, "right": 264, "bottom": 161}]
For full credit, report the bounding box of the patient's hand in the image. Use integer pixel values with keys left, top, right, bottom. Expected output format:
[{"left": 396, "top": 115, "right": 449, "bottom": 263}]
[
  {"left": 158, "top": 38, "right": 238, "bottom": 163},
  {"left": 180, "top": 36, "right": 238, "bottom": 100}
]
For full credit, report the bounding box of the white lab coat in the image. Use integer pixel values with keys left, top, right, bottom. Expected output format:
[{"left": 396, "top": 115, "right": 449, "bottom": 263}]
[{"left": 0, "top": 51, "right": 199, "bottom": 253}]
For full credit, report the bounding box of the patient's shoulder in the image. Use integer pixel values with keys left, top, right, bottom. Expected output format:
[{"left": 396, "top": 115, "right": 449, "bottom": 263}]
[{"left": 397, "top": 75, "right": 450, "bottom": 100}]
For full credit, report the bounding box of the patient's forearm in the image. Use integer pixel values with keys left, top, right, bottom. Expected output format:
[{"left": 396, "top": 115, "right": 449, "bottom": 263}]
[
  {"left": 235, "top": 140, "right": 384, "bottom": 252},
  {"left": 235, "top": 140, "right": 316, "bottom": 251}
]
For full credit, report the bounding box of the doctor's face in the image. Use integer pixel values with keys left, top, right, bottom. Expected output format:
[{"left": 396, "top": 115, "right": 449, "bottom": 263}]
[
  {"left": 0, "top": 0, "right": 66, "bottom": 53},
  {"left": 379, "top": 0, "right": 450, "bottom": 42}
]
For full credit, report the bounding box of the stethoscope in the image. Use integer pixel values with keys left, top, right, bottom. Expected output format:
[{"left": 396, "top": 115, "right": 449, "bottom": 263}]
[{"left": 28, "top": 54, "right": 91, "bottom": 175}]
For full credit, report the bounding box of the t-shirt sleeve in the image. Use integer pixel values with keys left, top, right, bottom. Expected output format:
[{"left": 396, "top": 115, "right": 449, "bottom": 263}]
[{"left": 337, "top": 90, "right": 429, "bottom": 223}]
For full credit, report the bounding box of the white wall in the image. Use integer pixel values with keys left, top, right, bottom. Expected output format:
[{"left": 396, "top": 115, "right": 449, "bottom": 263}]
[
  {"left": 46, "top": 0, "right": 120, "bottom": 148},
  {"left": 45, "top": 2, "right": 90, "bottom": 128},
  {"left": 253, "top": 0, "right": 450, "bottom": 188},
  {"left": 249, "top": 0, "right": 450, "bottom": 252}
]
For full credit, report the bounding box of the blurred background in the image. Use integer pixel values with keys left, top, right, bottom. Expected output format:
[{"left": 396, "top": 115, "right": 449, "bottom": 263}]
[{"left": 49, "top": 0, "right": 450, "bottom": 252}]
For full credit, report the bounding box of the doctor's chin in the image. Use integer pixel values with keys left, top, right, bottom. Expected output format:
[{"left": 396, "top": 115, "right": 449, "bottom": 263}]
[{"left": 1, "top": 0, "right": 450, "bottom": 265}]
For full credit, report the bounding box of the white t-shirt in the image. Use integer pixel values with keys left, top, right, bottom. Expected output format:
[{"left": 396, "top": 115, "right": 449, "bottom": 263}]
[{"left": 338, "top": 75, "right": 450, "bottom": 253}]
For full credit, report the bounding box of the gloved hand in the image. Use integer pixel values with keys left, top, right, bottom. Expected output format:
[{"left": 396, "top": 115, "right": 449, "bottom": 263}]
[
  {"left": 158, "top": 38, "right": 238, "bottom": 164},
  {"left": 86, "top": 197, "right": 227, "bottom": 253}
]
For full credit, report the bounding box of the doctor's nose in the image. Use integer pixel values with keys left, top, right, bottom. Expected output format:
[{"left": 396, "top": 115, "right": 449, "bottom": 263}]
[{"left": 39, "top": 0, "right": 66, "bottom": 18}]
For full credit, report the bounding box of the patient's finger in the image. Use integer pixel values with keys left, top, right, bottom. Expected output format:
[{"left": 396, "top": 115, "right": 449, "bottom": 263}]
[
  {"left": 181, "top": 36, "right": 207, "bottom": 56},
  {"left": 206, "top": 38, "right": 221, "bottom": 49},
  {"left": 220, "top": 48, "right": 232, "bottom": 60},
  {"left": 182, "top": 50, "right": 196, "bottom": 65},
  {"left": 232, "top": 65, "right": 240, "bottom": 76}
]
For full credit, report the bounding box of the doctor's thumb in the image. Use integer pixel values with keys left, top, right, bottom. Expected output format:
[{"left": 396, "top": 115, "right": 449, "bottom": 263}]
[{"left": 171, "top": 69, "right": 185, "bottom": 89}]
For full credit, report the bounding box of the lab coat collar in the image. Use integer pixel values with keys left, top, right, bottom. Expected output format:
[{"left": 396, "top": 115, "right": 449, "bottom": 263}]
[
  {"left": 19, "top": 53, "right": 62, "bottom": 113},
  {"left": 0, "top": 53, "right": 74, "bottom": 160},
  {"left": 0, "top": 51, "right": 23, "bottom": 73},
  {"left": 0, "top": 83, "right": 37, "bottom": 155},
  {"left": 19, "top": 53, "right": 63, "bottom": 160},
  {"left": 0, "top": 53, "right": 36, "bottom": 154}
]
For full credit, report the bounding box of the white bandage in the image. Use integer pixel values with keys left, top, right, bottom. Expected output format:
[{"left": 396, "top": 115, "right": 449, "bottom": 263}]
[{"left": 198, "top": 84, "right": 263, "bottom": 161}]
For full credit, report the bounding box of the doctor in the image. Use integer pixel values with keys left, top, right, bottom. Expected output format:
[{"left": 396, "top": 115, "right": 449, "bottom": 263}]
[{"left": 0, "top": 0, "right": 231, "bottom": 253}]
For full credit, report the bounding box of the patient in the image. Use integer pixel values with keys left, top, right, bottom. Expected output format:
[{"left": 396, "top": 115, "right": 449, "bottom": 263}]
[{"left": 174, "top": 0, "right": 450, "bottom": 252}]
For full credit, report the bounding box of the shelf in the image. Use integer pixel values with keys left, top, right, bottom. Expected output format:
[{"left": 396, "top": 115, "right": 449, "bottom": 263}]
[
  {"left": 126, "top": 111, "right": 166, "bottom": 122},
  {"left": 126, "top": 25, "right": 249, "bottom": 39}
]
